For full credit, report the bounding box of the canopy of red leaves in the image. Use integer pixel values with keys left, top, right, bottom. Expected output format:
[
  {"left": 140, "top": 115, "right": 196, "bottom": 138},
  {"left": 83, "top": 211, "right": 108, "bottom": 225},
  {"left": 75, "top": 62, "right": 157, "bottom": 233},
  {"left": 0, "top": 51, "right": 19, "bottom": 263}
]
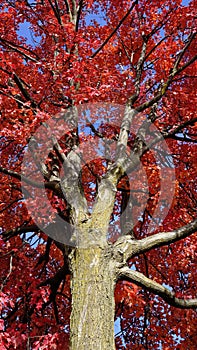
[{"left": 0, "top": 0, "right": 196, "bottom": 349}]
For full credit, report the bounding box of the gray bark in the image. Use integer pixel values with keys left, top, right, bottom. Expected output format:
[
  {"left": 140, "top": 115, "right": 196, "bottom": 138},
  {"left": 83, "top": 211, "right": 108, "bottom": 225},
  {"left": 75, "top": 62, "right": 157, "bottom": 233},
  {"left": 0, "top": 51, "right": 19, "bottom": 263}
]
[{"left": 69, "top": 245, "right": 117, "bottom": 350}]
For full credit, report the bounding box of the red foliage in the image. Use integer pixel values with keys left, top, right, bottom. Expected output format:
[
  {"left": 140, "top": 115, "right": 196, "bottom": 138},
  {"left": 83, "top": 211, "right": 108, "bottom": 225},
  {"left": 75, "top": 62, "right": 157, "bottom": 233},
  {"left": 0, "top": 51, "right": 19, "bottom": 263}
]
[{"left": 0, "top": 0, "right": 196, "bottom": 349}]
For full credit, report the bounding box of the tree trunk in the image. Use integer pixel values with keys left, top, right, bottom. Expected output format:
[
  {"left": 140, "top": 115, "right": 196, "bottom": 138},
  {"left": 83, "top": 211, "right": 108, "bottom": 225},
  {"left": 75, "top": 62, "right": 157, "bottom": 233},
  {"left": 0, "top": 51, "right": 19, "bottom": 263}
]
[{"left": 69, "top": 246, "right": 116, "bottom": 350}]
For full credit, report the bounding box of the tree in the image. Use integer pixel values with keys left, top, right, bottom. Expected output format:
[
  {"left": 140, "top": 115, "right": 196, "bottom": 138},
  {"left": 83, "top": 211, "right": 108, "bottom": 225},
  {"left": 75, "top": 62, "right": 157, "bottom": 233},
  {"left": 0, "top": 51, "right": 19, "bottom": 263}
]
[{"left": 0, "top": 0, "right": 197, "bottom": 348}]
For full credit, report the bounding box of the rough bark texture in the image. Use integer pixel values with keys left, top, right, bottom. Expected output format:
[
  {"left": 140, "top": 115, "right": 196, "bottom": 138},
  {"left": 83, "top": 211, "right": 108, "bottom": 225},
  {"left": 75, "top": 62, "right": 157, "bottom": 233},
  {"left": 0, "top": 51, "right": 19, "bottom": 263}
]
[{"left": 69, "top": 245, "right": 116, "bottom": 350}]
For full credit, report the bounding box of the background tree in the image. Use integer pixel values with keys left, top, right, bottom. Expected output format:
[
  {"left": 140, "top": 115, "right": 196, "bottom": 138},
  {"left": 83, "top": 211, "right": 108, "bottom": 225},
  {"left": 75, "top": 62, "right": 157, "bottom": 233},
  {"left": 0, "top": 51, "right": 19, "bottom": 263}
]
[{"left": 0, "top": 0, "right": 197, "bottom": 349}]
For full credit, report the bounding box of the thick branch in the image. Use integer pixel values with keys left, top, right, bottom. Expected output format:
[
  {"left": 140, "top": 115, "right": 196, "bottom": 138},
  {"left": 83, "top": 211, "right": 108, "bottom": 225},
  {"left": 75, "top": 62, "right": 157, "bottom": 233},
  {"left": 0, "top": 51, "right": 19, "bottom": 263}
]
[
  {"left": 114, "top": 218, "right": 197, "bottom": 261},
  {"left": 36, "top": 237, "right": 52, "bottom": 266},
  {"left": 2, "top": 225, "right": 39, "bottom": 240},
  {"left": 129, "top": 35, "right": 148, "bottom": 105},
  {"left": 90, "top": 164, "right": 125, "bottom": 242},
  {"left": 47, "top": 0, "right": 62, "bottom": 25},
  {"left": 13, "top": 73, "right": 37, "bottom": 108},
  {"left": 39, "top": 264, "right": 70, "bottom": 292},
  {"left": 76, "top": 0, "right": 84, "bottom": 31},
  {"left": 63, "top": 0, "right": 72, "bottom": 16},
  {"left": 115, "top": 106, "right": 137, "bottom": 163},
  {"left": 48, "top": 110, "right": 89, "bottom": 227},
  {"left": 169, "top": 135, "right": 197, "bottom": 143},
  {"left": 163, "top": 117, "right": 197, "bottom": 139},
  {"left": 138, "top": 218, "right": 197, "bottom": 254},
  {"left": 118, "top": 267, "right": 197, "bottom": 309}
]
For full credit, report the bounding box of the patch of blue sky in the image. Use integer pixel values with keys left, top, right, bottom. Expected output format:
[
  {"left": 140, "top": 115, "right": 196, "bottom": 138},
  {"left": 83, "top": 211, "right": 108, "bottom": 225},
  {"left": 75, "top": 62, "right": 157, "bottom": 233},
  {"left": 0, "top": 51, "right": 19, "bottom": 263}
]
[
  {"left": 85, "top": 4, "right": 106, "bottom": 27},
  {"left": 114, "top": 317, "right": 126, "bottom": 347},
  {"left": 162, "top": 283, "right": 173, "bottom": 292},
  {"left": 17, "top": 21, "right": 42, "bottom": 47},
  {"left": 182, "top": 0, "right": 190, "bottom": 5},
  {"left": 20, "top": 231, "right": 45, "bottom": 248}
]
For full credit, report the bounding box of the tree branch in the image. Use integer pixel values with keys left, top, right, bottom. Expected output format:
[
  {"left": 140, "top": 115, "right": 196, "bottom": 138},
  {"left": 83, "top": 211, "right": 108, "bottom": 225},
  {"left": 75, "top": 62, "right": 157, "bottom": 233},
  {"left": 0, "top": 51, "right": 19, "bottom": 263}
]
[
  {"left": 48, "top": 110, "right": 89, "bottom": 228},
  {"left": 0, "top": 165, "right": 61, "bottom": 192},
  {"left": 90, "top": 1, "right": 138, "bottom": 58},
  {"left": 47, "top": 0, "right": 62, "bottom": 25},
  {"left": 63, "top": 0, "right": 71, "bottom": 16},
  {"left": 13, "top": 73, "right": 37, "bottom": 108},
  {"left": 0, "top": 90, "right": 33, "bottom": 109},
  {"left": 39, "top": 264, "right": 70, "bottom": 292},
  {"left": 169, "top": 135, "right": 197, "bottom": 143},
  {"left": 163, "top": 117, "right": 197, "bottom": 139},
  {"left": 114, "top": 218, "right": 197, "bottom": 261},
  {"left": 115, "top": 106, "right": 137, "bottom": 164},
  {"left": 129, "top": 34, "right": 148, "bottom": 105},
  {"left": 2, "top": 225, "right": 39, "bottom": 240},
  {"left": 118, "top": 267, "right": 197, "bottom": 309},
  {"left": 173, "top": 32, "right": 196, "bottom": 73},
  {"left": 138, "top": 217, "right": 197, "bottom": 254},
  {"left": 76, "top": 0, "right": 84, "bottom": 32},
  {"left": 0, "top": 37, "right": 39, "bottom": 62},
  {"left": 0, "top": 197, "right": 23, "bottom": 214},
  {"left": 0, "top": 255, "right": 13, "bottom": 292},
  {"left": 136, "top": 49, "right": 197, "bottom": 113}
]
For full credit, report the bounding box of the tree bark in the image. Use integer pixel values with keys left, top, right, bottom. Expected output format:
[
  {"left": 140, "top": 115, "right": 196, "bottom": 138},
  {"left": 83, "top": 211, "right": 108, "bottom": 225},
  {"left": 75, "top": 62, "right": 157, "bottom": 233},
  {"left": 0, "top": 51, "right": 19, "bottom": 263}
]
[{"left": 69, "top": 246, "right": 116, "bottom": 350}]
